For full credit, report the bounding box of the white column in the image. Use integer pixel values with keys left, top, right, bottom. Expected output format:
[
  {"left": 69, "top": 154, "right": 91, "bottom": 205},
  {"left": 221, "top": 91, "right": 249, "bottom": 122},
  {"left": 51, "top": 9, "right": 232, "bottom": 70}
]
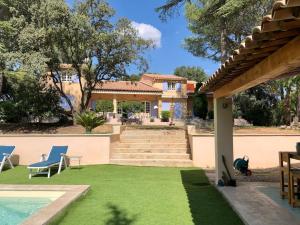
[
  {"left": 214, "top": 97, "right": 234, "bottom": 184},
  {"left": 158, "top": 98, "right": 162, "bottom": 118},
  {"left": 113, "top": 96, "right": 117, "bottom": 114}
]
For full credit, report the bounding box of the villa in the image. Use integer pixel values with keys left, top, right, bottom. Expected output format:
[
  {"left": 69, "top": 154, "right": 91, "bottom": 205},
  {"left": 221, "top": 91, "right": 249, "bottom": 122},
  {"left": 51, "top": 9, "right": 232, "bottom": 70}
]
[{"left": 58, "top": 68, "right": 197, "bottom": 119}]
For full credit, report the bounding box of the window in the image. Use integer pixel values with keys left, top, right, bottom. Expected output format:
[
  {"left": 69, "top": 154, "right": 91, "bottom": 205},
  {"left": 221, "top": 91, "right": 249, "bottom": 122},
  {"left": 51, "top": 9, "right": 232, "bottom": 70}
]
[
  {"left": 167, "top": 82, "right": 176, "bottom": 90},
  {"left": 60, "top": 95, "right": 75, "bottom": 111},
  {"left": 144, "top": 102, "right": 150, "bottom": 113},
  {"left": 117, "top": 101, "right": 123, "bottom": 114},
  {"left": 61, "top": 72, "right": 72, "bottom": 82}
]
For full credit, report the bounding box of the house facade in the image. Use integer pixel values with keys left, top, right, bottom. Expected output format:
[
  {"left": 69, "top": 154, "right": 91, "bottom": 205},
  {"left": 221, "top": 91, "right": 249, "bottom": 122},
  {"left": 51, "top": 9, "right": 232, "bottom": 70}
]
[
  {"left": 90, "top": 74, "right": 196, "bottom": 119},
  {"left": 55, "top": 68, "right": 196, "bottom": 119}
]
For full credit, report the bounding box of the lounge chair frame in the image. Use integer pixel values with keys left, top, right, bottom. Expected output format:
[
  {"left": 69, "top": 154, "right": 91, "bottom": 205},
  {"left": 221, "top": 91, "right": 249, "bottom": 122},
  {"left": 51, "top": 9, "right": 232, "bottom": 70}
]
[
  {"left": 0, "top": 152, "right": 14, "bottom": 173},
  {"left": 28, "top": 153, "right": 68, "bottom": 179}
]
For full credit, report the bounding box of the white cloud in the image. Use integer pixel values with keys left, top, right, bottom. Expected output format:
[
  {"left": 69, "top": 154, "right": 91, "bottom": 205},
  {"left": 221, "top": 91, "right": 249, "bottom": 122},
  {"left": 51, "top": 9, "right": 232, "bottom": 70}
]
[{"left": 132, "top": 21, "right": 162, "bottom": 48}]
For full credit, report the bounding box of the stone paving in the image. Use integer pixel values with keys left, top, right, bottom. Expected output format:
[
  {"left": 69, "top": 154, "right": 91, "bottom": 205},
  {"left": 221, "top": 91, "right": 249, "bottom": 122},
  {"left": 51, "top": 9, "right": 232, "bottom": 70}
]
[{"left": 217, "top": 182, "right": 300, "bottom": 225}]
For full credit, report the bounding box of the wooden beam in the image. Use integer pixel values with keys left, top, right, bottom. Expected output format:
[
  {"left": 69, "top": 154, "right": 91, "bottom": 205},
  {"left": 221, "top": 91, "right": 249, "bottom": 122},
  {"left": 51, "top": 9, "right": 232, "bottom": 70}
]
[{"left": 214, "top": 36, "right": 300, "bottom": 98}]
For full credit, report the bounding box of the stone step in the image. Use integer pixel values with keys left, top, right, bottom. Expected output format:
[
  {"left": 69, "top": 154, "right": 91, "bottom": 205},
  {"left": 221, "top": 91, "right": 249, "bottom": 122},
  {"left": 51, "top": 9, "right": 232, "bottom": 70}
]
[
  {"left": 113, "top": 148, "right": 189, "bottom": 153},
  {"left": 122, "top": 131, "right": 185, "bottom": 134},
  {"left": 123, "top": 130, "right": 186, "bottom": 134},
  {"left": 111, "top": 152, "right": 191, "bottom": 160},
  {"left": 110, "top": 159, "right": 193, "bottom": 167},
  {"left": 116, "top": 143, "right": 188, "bottom": 148},
  {"left": 119, "top": 139, "right": 188, "bottom": 143},
  {"left": 120, "top": 136, "right": 187, "bottom": 140}
]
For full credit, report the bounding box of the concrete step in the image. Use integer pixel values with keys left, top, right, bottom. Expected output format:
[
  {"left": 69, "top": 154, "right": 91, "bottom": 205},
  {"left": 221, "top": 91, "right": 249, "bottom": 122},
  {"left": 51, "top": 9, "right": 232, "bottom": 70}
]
[
  {"left": 122, "top": 130, "right": 185, "bottom": 135},
  {"left": 113, "top": 148, "right": 189, "bottom": 153},
  {"left": 120, "top": 136, "right": 187, "bottom": 140},
  {"left": 116, "top": 143, "right": 188, "bottom": 148},
  {"left": 122, "top": 130, "right": 185, "bottom": 134},
  {"left": 119, "top": 139, "right": 188, "bottom": 143},
  {"left": 111, "top": 152, "right": 191, "bottom": 160},
  {"left": 110, "top": 159, "right": 193, "bottom": 167},
  {"left": 122, "top": 131, "right": 185, "bottom": 134}
]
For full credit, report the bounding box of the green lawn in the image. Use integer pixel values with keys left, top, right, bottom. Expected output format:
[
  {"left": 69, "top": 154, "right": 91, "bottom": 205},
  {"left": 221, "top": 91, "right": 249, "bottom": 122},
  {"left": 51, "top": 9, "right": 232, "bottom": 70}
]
[{"left": 0, "top": 165, "right": 244, "bottom": 225}]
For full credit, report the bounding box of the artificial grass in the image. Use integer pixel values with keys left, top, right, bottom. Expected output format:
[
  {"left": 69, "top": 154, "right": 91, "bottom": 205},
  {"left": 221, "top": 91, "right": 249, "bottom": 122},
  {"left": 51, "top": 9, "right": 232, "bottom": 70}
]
[{"left": 0, "top": 165, "right": 244, "bottom": 225}]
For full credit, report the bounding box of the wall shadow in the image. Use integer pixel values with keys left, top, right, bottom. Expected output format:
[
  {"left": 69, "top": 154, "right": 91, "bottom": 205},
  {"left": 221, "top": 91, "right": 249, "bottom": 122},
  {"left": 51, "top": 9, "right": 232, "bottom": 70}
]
[
  {"left": 105, "top": 203, "right": 137, "bottom": 225},
  {"left": 180, "top": 169, "right": 243, "bottom": 225}
]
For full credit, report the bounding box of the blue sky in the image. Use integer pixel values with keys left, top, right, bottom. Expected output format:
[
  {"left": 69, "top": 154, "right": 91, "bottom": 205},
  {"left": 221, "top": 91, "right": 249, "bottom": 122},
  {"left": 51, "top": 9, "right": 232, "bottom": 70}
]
[{"left": 66, "top": 0, "right": 219, "bottom": 76}]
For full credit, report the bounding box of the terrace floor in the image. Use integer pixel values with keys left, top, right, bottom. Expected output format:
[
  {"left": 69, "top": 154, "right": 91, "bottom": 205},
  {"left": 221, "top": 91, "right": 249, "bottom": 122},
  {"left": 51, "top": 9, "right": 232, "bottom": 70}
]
[
  {"left": 0, "top": 165, "right": 243, "bottom": 225},
  {"left": 206, "top": 171, "right": 300, "bottom": 225}
]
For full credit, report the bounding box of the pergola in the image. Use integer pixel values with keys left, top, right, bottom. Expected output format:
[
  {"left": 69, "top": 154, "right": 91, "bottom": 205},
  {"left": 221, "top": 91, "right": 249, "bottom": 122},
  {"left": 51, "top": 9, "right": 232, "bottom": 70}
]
[{"left": 200, "top": 0, "right": 300, "bottom": 183}]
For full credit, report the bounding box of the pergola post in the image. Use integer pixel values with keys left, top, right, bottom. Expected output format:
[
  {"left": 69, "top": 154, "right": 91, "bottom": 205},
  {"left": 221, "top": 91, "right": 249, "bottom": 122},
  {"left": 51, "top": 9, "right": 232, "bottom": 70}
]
[
  {"left": 214, "top": 97, "right": 234, "bottom": 184},
  {"left": 113, "top": 95, "right": 117, "bottom": 114}
]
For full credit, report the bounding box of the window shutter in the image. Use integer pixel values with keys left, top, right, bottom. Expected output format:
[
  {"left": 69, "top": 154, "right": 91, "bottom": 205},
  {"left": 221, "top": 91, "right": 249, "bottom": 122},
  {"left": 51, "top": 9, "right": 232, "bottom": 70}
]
[
  {"left": 91, "top": 100, "right": 96, "bottom": 110},
  {"left": 71, "top": 75, "right": 79, "bottom": 83},
  {"left": 163, "top": 82, "right": 168, "bottom": 91},
  {"left": 176, "top": 83, "right": 182, "bottom": 92},
  {"left": 60, "top": 95, "right": 75, "bottom": 111},
  {"left": 53, "top": 72, "right": 61, "bottom": 83}
]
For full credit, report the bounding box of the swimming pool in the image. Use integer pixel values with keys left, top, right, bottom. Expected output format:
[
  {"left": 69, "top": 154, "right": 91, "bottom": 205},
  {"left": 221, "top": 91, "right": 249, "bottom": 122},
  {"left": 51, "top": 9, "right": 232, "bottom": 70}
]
[
  {"left": 0, "top": 191, "right": 65, "bottom": 225},
  {"left": 0, "top": 197, "right": 52, "bottom": 225},
  {"left": 0, "top": 185, "right": 90, "bottom": 225}
]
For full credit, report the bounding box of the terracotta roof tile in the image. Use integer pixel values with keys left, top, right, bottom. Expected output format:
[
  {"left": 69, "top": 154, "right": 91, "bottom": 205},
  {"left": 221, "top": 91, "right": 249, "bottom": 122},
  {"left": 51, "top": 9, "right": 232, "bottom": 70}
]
[
  {"left": 93, "top": 81, "right": 162, "bottom": 93},
  {"left": 142, "top": 74, "right": 187, "bottom": 81},
  {"left": 201, "top": 0, "right": 300, "bottom": 93}
]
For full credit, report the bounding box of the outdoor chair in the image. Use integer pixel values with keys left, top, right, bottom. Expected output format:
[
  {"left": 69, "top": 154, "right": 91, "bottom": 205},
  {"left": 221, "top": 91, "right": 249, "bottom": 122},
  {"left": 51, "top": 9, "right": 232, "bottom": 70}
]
[
  {"left": 27, "top": 146, "right": 68, "bottom": 179},
  {"left": 279, "top": 152, "right": 292, "bottom": 199},
  {"left": 289, "top": 169, "right": 300, "bottom": 207},
  {"left": 0, "top": 146, "right": 15, "bottom": 173}
]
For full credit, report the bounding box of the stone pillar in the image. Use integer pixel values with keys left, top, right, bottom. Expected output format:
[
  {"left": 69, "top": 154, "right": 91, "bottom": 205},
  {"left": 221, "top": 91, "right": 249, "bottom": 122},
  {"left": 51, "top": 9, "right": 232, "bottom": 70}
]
[
  {"left": 158, "top": 98, "right": 162, "bottom": 118},
  {"left": 214, "top": 97, "right": 234, "bottom": 184},
  {"left": 113, "top": 96, "right": 117, "bottom": 114}
]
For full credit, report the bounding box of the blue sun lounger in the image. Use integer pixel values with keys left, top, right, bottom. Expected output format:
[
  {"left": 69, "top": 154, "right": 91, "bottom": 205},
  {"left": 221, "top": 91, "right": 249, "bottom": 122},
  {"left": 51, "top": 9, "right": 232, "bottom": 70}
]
[
  {"left": 0, "top": 146, "right": 15, "bottom": 173},
  {"left": 27, "top": 146, "right": 68, "bottom": 179}
]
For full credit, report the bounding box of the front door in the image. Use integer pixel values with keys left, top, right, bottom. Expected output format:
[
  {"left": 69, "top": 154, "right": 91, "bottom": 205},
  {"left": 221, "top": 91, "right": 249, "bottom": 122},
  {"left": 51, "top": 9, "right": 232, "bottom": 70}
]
[{"left": 174, "top": 102, "right": 182, "bottom": 119}]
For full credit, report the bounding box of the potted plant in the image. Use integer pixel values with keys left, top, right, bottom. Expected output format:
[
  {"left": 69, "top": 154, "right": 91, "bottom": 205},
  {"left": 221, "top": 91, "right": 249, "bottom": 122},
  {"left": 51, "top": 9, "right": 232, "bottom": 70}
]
[
  {"left": 161, "top": 111, "right": 170, "bottom": 122},
  {"left": 75, "top": 111, "right": 105, "bottom": 133}
]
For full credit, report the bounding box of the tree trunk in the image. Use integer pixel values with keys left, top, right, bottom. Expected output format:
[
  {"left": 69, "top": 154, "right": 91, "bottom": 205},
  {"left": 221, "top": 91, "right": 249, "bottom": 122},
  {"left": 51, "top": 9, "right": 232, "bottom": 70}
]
[
  {"left": 296, "top": 82, "right": 300, "bottom": 119},
  {"left": 220, "top": 19, "right": 227, "bottom": 64},
  {"left": 0, "top": 72, "right": 3, "bottom": 95}
]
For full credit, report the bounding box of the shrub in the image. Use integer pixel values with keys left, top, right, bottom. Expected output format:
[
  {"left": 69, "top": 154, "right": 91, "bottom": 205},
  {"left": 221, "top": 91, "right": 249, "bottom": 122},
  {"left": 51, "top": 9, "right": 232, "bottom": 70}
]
[
  {"left": 233, "top": 86, "right": 276, "bottom": 126},
  {"left": 161, "top": 111, "right": 170, "bottom": 122},
  {"left": 0, "top": 101, "right": 23, "bottom": 123},
  {"left": 119, "top": 101, "right": 144, "bottom": 114},
  {"left": 193, "top": 93, "right": 208, "bottom": 119},
  {"left": 95, "top": 100, "right": 113, "bottom": 114},
  {"left": 1, "top": 73, "right": 61, "bottom": 123},
  {"left": 75, "top": 111, "right": 105, "bottom": 133},
  {"left": 208, "top": 111, "right": 214, "bottom": 120}
]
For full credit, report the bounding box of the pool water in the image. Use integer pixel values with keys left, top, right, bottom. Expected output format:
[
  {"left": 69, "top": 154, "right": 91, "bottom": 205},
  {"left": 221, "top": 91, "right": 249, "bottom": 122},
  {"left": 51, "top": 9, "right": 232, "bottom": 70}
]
[{"left": 0, "top": 197, "right": 52, "bottom": 225}]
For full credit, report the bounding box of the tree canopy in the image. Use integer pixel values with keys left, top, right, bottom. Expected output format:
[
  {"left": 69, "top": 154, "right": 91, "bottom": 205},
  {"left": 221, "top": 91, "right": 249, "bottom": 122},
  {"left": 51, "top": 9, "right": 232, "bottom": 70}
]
[
  {"left": 174, "top": 66, "right": 207, "bottom": 83},
  {"left": 157, "top": 0, "right": 273, "bottom": 62},
  {"left": 0, "top": 0, "right": 153, "bottom": 114}
]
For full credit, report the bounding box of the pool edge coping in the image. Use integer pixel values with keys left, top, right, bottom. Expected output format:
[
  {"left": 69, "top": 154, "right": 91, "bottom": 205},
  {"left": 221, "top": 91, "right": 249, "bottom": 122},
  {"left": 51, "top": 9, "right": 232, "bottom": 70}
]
[{"left": 0, "top": 185, "right": 90, "bottom": 225}]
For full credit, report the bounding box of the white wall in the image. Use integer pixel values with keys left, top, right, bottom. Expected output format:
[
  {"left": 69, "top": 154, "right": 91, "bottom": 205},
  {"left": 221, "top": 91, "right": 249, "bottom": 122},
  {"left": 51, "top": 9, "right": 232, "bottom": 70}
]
[
  {"left": 190, "top": 134, "right": 300, "bottom": 168},
  {"left": 0, "top": 134, "right": 112, "bottom": 166}
]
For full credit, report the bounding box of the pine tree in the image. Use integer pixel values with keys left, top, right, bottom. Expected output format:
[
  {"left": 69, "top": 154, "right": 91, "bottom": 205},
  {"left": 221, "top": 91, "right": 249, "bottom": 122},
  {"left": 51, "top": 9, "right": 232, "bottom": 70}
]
[{"left": 157, "top": 0, "right": 273, "bottom": 62}]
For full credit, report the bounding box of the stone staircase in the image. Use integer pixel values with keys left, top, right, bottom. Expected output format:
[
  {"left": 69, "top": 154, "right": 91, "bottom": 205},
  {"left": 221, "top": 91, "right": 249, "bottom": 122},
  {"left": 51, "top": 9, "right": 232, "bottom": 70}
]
[{"left": 110, "top": 128, "right": 193, "bottom": 167}]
